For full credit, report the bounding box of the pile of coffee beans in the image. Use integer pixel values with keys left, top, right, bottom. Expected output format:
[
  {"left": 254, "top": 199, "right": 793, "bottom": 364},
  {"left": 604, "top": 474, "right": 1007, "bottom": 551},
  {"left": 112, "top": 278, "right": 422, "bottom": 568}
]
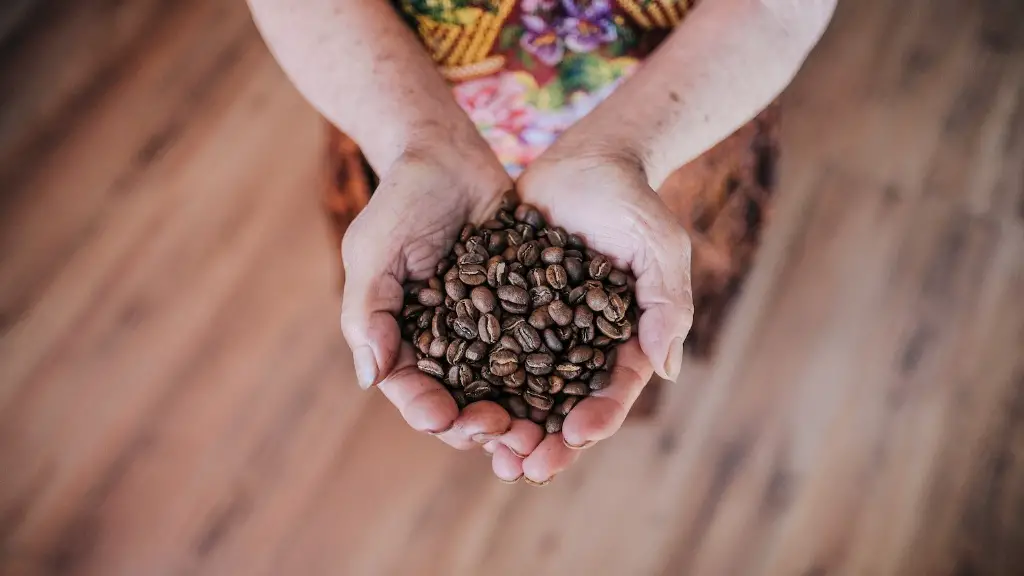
[{"left": 400, "top": 191, "right": 636, "bottom": 435}]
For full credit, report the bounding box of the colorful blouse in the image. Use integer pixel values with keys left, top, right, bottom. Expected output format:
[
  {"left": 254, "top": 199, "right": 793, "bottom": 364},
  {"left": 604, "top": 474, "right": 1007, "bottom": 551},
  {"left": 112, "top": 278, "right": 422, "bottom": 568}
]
[{"left": 393, "top": 0, "right": 696, "bottom": 176}]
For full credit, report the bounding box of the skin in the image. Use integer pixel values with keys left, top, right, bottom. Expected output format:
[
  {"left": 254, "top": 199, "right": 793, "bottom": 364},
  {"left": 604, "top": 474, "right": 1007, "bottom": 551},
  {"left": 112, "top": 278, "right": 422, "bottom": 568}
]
[{"left": 248, "top": 0, "right": 836, "bottom": 483}]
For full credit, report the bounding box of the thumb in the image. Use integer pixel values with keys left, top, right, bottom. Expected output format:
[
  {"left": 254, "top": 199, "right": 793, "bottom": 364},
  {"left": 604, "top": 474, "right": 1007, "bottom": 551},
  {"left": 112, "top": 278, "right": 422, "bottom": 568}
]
[
  {"left": 340, "top": 256, "right": 404, "bottom": 390},
  {"left": 635, "top": 234, "right": 695, "bottom": 381}
]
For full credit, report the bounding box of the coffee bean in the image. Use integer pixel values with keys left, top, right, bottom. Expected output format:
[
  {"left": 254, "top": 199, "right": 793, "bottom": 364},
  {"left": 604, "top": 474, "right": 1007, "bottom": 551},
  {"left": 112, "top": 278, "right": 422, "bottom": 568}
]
[
  {"left": 470, "top": 286, "right": 496, "bottom": 314},
  {"left": 482, "top": 218, "right": 505, "bottom": 231},
  {"left": 479, "top": 313, "right": 500, "bottom": 344},
  {"left": 568, "top": 285, "right": 588, "bottom": 305},
  {"left": 548, "top": 375, "right": 565, "bottom": 395},
  {"left": 589, "top": 370, "right": 611, "bottom": 390},
  {"left": 608, "top": 269, "right": 628, "bottom": 286},
  {"left": 545, "top": 413, "right": 564, "bottom": 434},
  {"left": 431, "top": 310, "right": 448, "bottom": 338},
  {"left": 489, "top": 349, "right": 519, "bottom": 377},
  {"left": 428, "top": 337, "right": 448, "bottom": 358},
  {"left": 527, "top": 268, "right": 547, "bottom": 288},
  {"left": 586, "top": 287, "right": 609, "bottom": 311},
  {"left": 487, "top": 231, "right": 507, "bottom": 254},
  {"left": 529, "top": 407, "right": 549, "bottom": 424},
  {"left": 499, "top": 190, "right": 519, "bottom": 211},
  {"left": 501, "top": 300, "right": 528, "bottom": 314},
  {"left": 465, "top": 237, "right": 486, "bottom": 256},
  {"left": 486, "top": 259, "right": 507, "bottom": 287},
  {"left": 445, "top": 339, "right": 467, "bottom": 364},
  {"left": 436, "top": 258, "right": 451, "bottom": 277},
  {"left": 514, "top": 204, "right": 545, "bottom": 229},
  {"left": 465, "top": 380, "right": 492, "bottom": 399},
  {"left": 542, "top": 328, "right": 564, "bottom": 353},
  {"left": 452, "top": 390, "right": 468, "bottom": 408},
  {"left": 580, "top": 324, "right": 595, "bottom": 343},
  {"left": 497, "top": 284, "right": 529, "bottom": 307},
  {"left": 526, "top": 375, "right": 547, "bottom": 394},
  {"left": 524, "top": 390, "right": 554, "bottom": 411},
  {"left": 505, "top": 395, "right": 529, "bottom": 418},
  {"left": 529, "top": 306, "right": 553, "bottom": 330},
  {"left": 563, "top": 382, "right": 589, "bottom": 395},
  {"left": 504, "top": 367, "right": 526, "bottom": 389},
  {"left": 458, "top": 252, "right": 486, "bottom": 266},
  {"left": 540, "top": 246, "right": 564, "bottom": 265},
  {"left": 454, "top": 299, "right": 477, "bottom": 321},
  {"left": 525, "top": 352, "right": 555, "bottom": 375},
  {"left": 508, "top": 271, "right": 528, "bottom": 289},
  {"left": 603, "top": 292, "right": 626, "bottom": 322},
  {"left": 595, "top": 316, "right": 625, "bottom": 339},
  {"left": 545, "top": 228, "right": 568, "bottom": 248},
  {"left": 514, "top": 324, "right": 542, "bottom": 352},
  {"left": 587, "top": 349, "right": 605, "bottom": 369},
  {"left": 574, "top": 305, "right": 594, "bottom": 329},
  {"left": 442, "top": 279, "right": 466, "bottom": 301},
  {"left": 417, "top": 358, "right": 444, "bottom": 378},
  {"left": 497, "top": 334, "right": 522, "bottom": 354},
  {"left": 567, "top": 345, "right": 594, "bottom": 364},
  {"left": 555, "top": 363, "right": 581, "bottom": 380},
  {"left": 416, "top": 309, "right": 433, "bottom": 330},
  {"left": 502, "top": 315, "right": 526, "bottom": 332},
  {"left": 546, "top": 265, "right": 568, "bottom": 290},
  {"left": 592, "top": 335, "right": 613, "bottom": 347},
  {"left": 515, "top": 223, "right": 534, "bottom": 242},
  {"left": 416, "top": 331, "right": 433, "bottom": 354},
  {"left": 402, "top": 303, "right": 425, "bottom": 319},
  {"left": 459, "top": 264, "right": 488, "bottom": 286},
  {"left": 444, "top": 265, "right": 461, "bottom": 283},
  {"left": 459, "top": 224, "right": 475, "bottom": 242},
  {"left": 449, "top": 363, "right": 473, "bottom": 388},
  {"left": 418, "top": 288, "right": 443, "bottom": 307},
  {"left": 465, "top": 340, "right": 487, "bottom": 363},
  {"left": 517, "top": 242, "right": 540, "bottom": 266},
  {"left": 548, "top": 300, "right": 573, "bottom": 326},
  {"left": 556, "top": 396, "right": 578, "bottom": 416},
  {"left": 589, "top": 255, "right": 611, "bottom": 280},
  {"left": 564, "top": 257, "right": 584, "bottom": 284},
  {"left": 505, "top": 229, "right": 522, "bottom": 247},
  {"left": 530, "top": 286, "right": 555, "bottom": 307}
]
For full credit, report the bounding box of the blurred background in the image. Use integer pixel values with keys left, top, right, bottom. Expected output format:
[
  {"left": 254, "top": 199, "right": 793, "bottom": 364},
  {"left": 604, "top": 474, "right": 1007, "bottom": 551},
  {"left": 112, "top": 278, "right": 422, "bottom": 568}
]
[{"left": 1, "top": 0, "right": 1022, "bottom": 575}]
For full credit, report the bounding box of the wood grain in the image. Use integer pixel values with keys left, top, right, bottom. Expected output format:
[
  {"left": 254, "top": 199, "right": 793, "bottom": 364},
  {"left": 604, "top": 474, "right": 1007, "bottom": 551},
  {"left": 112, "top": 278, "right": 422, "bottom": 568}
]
[{"left": 0, "top": 0, "right": 1022, "bottom": 575}]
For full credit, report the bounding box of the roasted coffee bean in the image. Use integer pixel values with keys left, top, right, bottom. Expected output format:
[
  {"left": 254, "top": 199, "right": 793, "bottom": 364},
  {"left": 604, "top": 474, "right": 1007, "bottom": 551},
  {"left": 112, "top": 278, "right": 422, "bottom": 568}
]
[
  {"left": 545, "top": 414, "right": 564, "bottom": 434},
  {"left": 580, "top": 324, "right": 595, "bottom": 343},
  {"left": 529, "top": 306, "right": 553, "bottom": 330},
  {"left": 486, "top": 259, "right": 508, "bottom": 287},
  {"left": 530, "top": 286, "right": 555, "bottom": 307},
  {"left": 497, "top": 210, "right": 516, "bottom": 227},
  {"left": 465, "top": 380, "right": 492, "bottom": 399},
  {"left": 574, "top": 305, "right": 594, "bottom": 329},
  {"left": 567, "top": 345, "right": 594, "bottom": 364},
  {"left": 586, "top": 287, "right": 609, "bottom": 311},
  {"left": 482, "top": 218, "right": 505, "bottom": 231},
  {"left": 556, "top": 396, "right": 579, "bottom": 416},
  {"left": 502, "top": 315, "right": 526, "bottom": 332},
  {"left": 428, "top": 337, "right": 448, "bottom": 358},
  {"left": 556, "top": 325, "right": 575, "bottom": 341},
  {"left": 436, "top": 258, "right": 451, "bottom": 277},
  {"left": 497, "top": 284, "right": 529, "bottom": 307},
  {"left": 514, "top": 324, "right": 542, "bottom": 352},
  {"left": 564, "top": 257, "right": 584, "bottom": 284},
  {"left": 592, "top": 335, "right": 613, "bottom": 347},
  {"left": 481, "top": 366, "right": 504, "bottom": 386},
  {"left": 540, "top": 246, "right": 564, "bottom": 265},
  {"left": 458, "top": 252, "right": 486, "bottom": 266},
  {"left": 603, "top": 292, "right": 626, "bottom": 322},
  {"left": 416, "top": 309, "right": 433, "bottom": 330},
  {"left": 514, "top": 204, "right": 545, "bottom": 229},
  {"left": 555, "top": 363, "right": 582, "bottom": 380},
  {"left": 417, "top": 288, "right": 443, "bottom": 307},
  {"left": 459, "top": 224, "right": 475, "bottom": 242},
  {"left": 501, "top": 300, "right": 528, "bottom": 314},
  {"left": 587, "top": 349, "right": 605, "bottom": 369},
  {"left": 479, "top": 313, "right": 500, "bottom": 344},
  {"left": 470, "top": 286, "right": 497, "bottom": 314},
  {"left": 505, "top": 229, "right": 523, "bottom": 247},
  {"left": 489, "top": 349, "right": 519, "bottom": 377},
  {"left": 524, "top": 390, "right": 554, "bottom": 411},
  {"left": 401, "top": 303, "right": 425, "bottom": 319},
  {"left": 453, "top": 315, "right": 478, "bottom": 340},
  {"left": 528, "top": 268, "right": 547, "bottom": 288},
  {"left": 542, "top": 328, "right": 564, "bottom": 353},
  {"left": 517, "top": 242, "right": 540, "bottom": 266},
  {"left": 499, "top": 190, "right": 519, "bottom": 211},
  {"left": 487, "top": 231, "right": 507, "bottom": 254},
  {"left": 546, "top": 265, "right": 568, "bottom": 290},
  {"left": 529, "top": 407, "right": 549, "bottom": 424},
  {"left": 545, "top": 228, "right": 568, "bottom": 248},
  {"left": 503, "top": 385, "right": 524, "bottom": 396},
  {"left": 589, "top": 371, "right": 611, "bottom": 390},
  {"left": 431, "top": 310, "right": 448, "bottom": 338},
  {"left": 608, "top": 269, "right": 628, "bottom": 286},
  {"left": 417, "top": 358, "right": 444, "bottom": 378},
  {"left": 568, "top": 285, "right": 588, "bottom": 305},
  {"left": 563, "top": 249, "right": 583, "bottom": 260},
  {"left": 525, "top": 352, "right": 555, "bottom": 375},
  {"left": 465, "top": 237, "right": 486, "bottom": 256},
  {"left": 595, "top": 316, "right": 625, "bottom": 339},
  {"left": 453, "top": 243, "right": 467, "bottom": 258},
  {"left": 497, "top": 334, "right": 522, "bottom": 354},
  {"left": 444, "top": 265, "right": 462, "bottom": 283},
  {"left": 526, "top": 375, "right": 548, "bottom": 394},
  {"left": 516, "top": 223, "right": 534, "bottom": 242},
  {"left": 563, "top": 382, "right": 589, "bottom": 395},
  {"left": 579, "top": 369, "right": 592, "bottom": 382},
  {"left": 506, "top": 395, "right": 529, "bottom": 419},
  {"left": 454, "top": 299, "right": 477, "bottom": 321},
  {"left": 507, "top": 271, "right": 528, "bottom": 289},
  {"left": 566, "top": 233, "right": 586, "bottom": 249},
  {"left": 548, "top": 375, "right": 565, "bottom": 395},
  {"left": 459, "top": 264, "right": 488, "bottom": 286},
  {"left": 416, "top": 331, "right": 433, "bottom": 355},
  {"left": 446, "top": 339, "right": 468, "bottom": 364},
  {"left": 588, "top": 255, "right": 611, "bottom": 279},
  {"left": 452, "top": 390, "right": 468, "bottom": 408},
  {"left": 465, "top": 340, "right": 488, "bottom": 363},
  {"left": 449, "top": 363, "right": 473, "bottom": 388},
  {"left": 548, "top": 299, "right": 573, "bottom": 326},
  {"left": 427, "top": 277, "right": 442, "bottom": 291},
  {"left": 444, "top": 279, "right": 467, "bottom": 301},
  {"left": 504, "top": 367, "right": 526, "bottom": 389}
]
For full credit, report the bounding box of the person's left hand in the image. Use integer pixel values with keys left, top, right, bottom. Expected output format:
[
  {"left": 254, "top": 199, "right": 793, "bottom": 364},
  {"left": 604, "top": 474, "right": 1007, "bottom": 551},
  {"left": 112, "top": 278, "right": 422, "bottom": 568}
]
[{"left": 485, "top": 142, "right": 695, "bottom": 485}]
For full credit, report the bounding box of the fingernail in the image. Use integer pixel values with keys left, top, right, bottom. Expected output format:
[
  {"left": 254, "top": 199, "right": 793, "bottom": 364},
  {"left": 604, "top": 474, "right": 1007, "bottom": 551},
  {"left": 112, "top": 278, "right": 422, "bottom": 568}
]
[
  {"left": 563, "top": 438, "right": 595, "bottom": 450},
  {"left": 498, "top": 475, "right": 523, "bottom": 484},
  {"left": 353, "top": 346, "right": 378, "bottom": 390},
  {"left": 427, "top": 421, "right": 455, "bottom": 436},
  {"left": 664, "top": 337, "right": 684, "bottom": 381},
  {"left": 472, "top": 432, "right": 503, "bottom": 444},
  {"left": 524, "top": 476, "right": 553, "bottom": 487},
  {"left": 507, "top": 447, "right": 527, "bottom": 458}
]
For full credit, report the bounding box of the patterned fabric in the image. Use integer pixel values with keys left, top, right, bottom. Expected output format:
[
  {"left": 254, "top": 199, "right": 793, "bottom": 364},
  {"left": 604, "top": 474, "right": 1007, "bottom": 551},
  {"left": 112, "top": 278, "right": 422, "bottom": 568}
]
[{"left": 393, "top": 0, "right": 696, "bottom": 175}]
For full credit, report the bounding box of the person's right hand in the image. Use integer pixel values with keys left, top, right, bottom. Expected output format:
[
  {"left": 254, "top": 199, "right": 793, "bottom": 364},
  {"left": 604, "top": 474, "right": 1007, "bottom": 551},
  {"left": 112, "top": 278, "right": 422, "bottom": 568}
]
[{"left": 340, "top": 141, "right": 547, "bottom": 468}]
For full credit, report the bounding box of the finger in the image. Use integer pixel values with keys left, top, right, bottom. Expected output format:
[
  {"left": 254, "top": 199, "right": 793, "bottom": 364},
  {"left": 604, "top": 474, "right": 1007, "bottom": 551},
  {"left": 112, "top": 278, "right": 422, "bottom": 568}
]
[
  {"left": 635, "top": 230, "right": 694, "bottom": 381},
  {"left": 434, "top": 401, "right": 511, "bottom": 449},
  {"left": 340, "top": 246, "right": 405, "bottom": 389},
  {"left": 495, "top": 419, "right": 545, "bottom": 458},
  {"left": 483, "top": 440, "right": 499, "bottom": 454},
  {"left": 561, "top": 337, "right": 653, "bottom": 448},
  {"left": 377, "top": 343, "right": 459, "bottom": 434},
  {"left": 521, "top": 433, "right": 581, "bottom": 485},
  {"left": 492, "top": 444, "right": 525, "bottom": 483}
]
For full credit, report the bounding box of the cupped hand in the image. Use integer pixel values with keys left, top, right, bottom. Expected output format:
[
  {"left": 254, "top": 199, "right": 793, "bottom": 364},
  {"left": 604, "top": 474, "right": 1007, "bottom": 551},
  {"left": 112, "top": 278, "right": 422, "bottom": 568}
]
[
  {"left": 510, "top": 145, "right": 695, "bottom": 484},
  {"left": 340, "top": 143, "right": 548, "bottom": 461}
]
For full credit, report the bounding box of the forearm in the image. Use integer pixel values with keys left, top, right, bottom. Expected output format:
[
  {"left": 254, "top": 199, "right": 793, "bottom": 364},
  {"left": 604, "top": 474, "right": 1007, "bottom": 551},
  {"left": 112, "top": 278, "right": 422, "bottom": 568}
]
[
  {"left": 560, "top": 0, "right": 836, "bottom": 188},
  {"left": 247, "top": 0, "right": 482, "bottom": 172}
]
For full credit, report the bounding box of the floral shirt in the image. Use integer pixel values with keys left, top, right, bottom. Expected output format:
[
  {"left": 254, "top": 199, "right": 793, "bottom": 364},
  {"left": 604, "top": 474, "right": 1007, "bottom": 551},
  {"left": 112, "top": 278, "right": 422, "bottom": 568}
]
[{"left": 393, "top": 0, "right": 696, "bottom": 176}]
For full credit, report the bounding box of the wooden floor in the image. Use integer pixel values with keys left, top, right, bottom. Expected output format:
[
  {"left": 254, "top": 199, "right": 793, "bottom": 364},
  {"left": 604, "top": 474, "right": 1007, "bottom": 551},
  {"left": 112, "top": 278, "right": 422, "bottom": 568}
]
[{"left": 1, "top": 1, "right": 1022, "bottom": 574}]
